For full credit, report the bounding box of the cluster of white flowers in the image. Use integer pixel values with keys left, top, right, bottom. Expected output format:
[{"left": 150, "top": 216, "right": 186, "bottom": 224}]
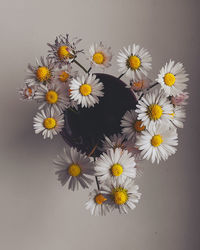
[{"left": 19, "top": 34, "right": 189, "bottom": 216}]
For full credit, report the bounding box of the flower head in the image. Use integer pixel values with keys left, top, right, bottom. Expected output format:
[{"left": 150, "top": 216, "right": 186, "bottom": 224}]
[
  {"left": 47, "top": 34, "right": 83, "bottom": 67},
  {"left": 117, "top": 44, "right": 152, "bottom": 81},
  {"left": 85, "top": 189, "right": 110, "bottom": 216},
  {"left": 27, "top": 57, "right": 55, "bottom": 84},
  {"left": 33, "top": 108, "right": 64, "bottom": 139},
  {"left": 69, "top": 74, "right": 104, "bottom": 108},
  {"left": 136, "top": 125, "right": 178, "bottom": 164},
  {"left": 54, "top": 145, "right": 95, "bottom": 191},
  {"left": 95, "top": 148, "right": 136, "bottom": 184},
  {"left": 104, "top": 178, "right": 141, "bottom": 214},
  {"left": 156, "top": 60, "right": 189, "bottom": 96},
  {"left": 136, "top": 89, "right": 173, "bottom": 130},
  {"left": 88, "top": 42, "right": 112, "bottom": 69},
  {"left": 19, "top": 82, "right": 37, "bottom": 100},
  {"left": 34, "top": 82, "right": 69, "bottom": 112}
]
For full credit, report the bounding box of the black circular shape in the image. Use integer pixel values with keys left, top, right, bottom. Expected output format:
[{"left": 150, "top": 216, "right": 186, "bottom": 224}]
[{"left": 61, "top": 73, "right": 137, "bottom": 157}]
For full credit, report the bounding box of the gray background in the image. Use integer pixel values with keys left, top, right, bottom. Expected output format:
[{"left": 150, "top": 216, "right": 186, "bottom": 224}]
[{"left": 0, "top": 0, "right": 199, "bottom": 249}]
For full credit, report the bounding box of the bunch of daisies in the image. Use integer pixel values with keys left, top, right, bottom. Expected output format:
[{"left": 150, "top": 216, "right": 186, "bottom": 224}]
[{"left": 19, "top": 34, "right": 189, "bottom": 216}]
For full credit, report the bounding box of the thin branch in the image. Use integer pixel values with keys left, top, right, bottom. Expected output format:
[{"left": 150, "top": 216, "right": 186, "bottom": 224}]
[
  {"left": 137, "top": 82, "right": 159, "bottom": 101},
  {"left": 73, "top": 59, "right": 88, "bottom": 73},
  {"left": 87, "top": 144, "right": 100, "bottom": 190},
  {"left": 118, "top": 73, "right": 125, "bottom": 79}
]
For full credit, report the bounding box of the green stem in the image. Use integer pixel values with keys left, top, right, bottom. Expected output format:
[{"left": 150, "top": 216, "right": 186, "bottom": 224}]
[{"left": 73, "top": 59, "right": 88, "bottom": 73}]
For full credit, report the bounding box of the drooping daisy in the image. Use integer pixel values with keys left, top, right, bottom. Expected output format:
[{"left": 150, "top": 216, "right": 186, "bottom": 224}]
[
  {"left": 27, "top": 56, "right": 54, "bottom": 84},
  {"left": 85, "top": 189, "right": 110, "bottom": 216},
  {"left": 156, "top": 60, "right": 189, "bottom": 97},
  {"left": 47, "top": 34, "right": 83, "bottom": 67},
  {"left": 95, "top": 148, "right": 136, "bottom": 183},
  {"left": 88, "top": 42, "right": 112, "bottom": 69},
  {"left": 117, "top": 44, "right": 152, "bottom": 81},
  {"left": 19, "top": 81, "right": 37, "bottom": 100},
  {"left": 34, "top": 82, "right": 69, "bottom": 112},
  {"left": 54, "top": 145, "right": 94, "bottom": 191},
  {"left": 33, "top": 108, "right": 64, "bottom": 139},
  {"left": 130, "top": 77, "right": 151, "bottom": 91},
  {"left": 121, "top": 109, "right": 146, "bottom": 140},
  {"left": 136, "top": 125, "right": 178, "bottom": 164},
  {"left": 136, "top": 89, "right": 173, "bottom": 130},
  {"left": 69, "top": 74, "right": 104, "bottom": 108},
  {"left": 54, "top": 64, "right": 78, "bottom": 85},
  {"left": 104, "top": 178, "right": 141, "bottom": 214},
  {"left": 171, "top": 91, "right": 189, "bottom": 106},
  {"left": 169, "top": 106, "right": 186, "bottom": 128}
]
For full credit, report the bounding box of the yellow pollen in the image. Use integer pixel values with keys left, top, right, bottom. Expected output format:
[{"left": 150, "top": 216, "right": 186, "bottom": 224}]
[
  {"left": 59, "top": 71, "right": 69, "bottom": 82},
  {"left": 36, "top": 66, "right": 51, "bottom": 82},
  {"left": 127, "top": 55, "right": 141, "bottom": 70},
  {"left": 95, "top": 194, "right": 107, "bottom": 205},
  {"left": 57, "top": 46, "right": 72, "bottom": 60},
  {"left": 43, "top": 118, "right": 57, "bottom": 129},
  {"left": 111, "top": 164, "right": 123, "bottom": 176},
  {"left": 151, "top": 134, "right": 163, "bottom": 147},
  {"left": 133, "top": 80, "right": 144, "bottom": 89},
  {"left": 113, "top": 187, "right": 128, "bottom": 205},
  {"left": 68, "top": 164, "right": 81, "bottom": 177},
  {"left": 45, "top": 90, "right": 58, "bottom": 104},
  {"left": 93, "top": 52, "right": 105, "bottom": 64},
  {"left": 79, "top": 84, "right": 92, "bottom": 96},
  {"left": 170, "top": 112, "right": 175, "bottom": 118},
  {"left": 164, "top": 73, "right": 176, "bottom": 86},
  {"left": 148, "top": 104, "right": 163, "bottom": 120},
  {"left": 134, "top": 120, "right": 146, "bottom": 132}
]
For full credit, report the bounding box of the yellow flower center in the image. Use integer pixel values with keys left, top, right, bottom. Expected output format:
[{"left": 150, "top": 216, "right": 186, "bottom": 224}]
[
  {"left": 113, "top": 187, "right": 128, "bottom": 205},
  {"left": 164, "top": 73, "right": 176, "bottom": 86},
  {"left": 127, "top": 55, "right": 141, "bottom": 70},
  {"left": 132, "top": 80, "right": 144, "bottom": 90},
  {"left": 93, "top": 52, "right": 105, "bottom": 64},
  {"left": 95, "top": 194, "right": 107, "bottom": 205},
  {"left": 148, "top": 104, "right": 163, "bottom": 120},
  {"left": 25, "top": 88, "right": 33, "bottom": 97},
  {"left": 111, "top": 164, "right": 123, "bottom": 176},
  {"left": 43, "top": 118, "right": 57, "bottom": 129},
  {"left": 79, "top": 84, "right": 92, "bottom": 96},
  {"left": 36, "top": 66, "right": 51, "bottom": 82},
  {"left": 45, "top": 90, "right": 58, "bottom": 104},
  {"left": 134, "top": 120, "right": 146, "bottom": 132},
  {"left": 68, "top": 164, "right": 81, "bottom": 177},
  {"left": 59, "top": 71, "right": 69, "bottom": 82},
  {"left": 151, "top": 134, "right": 163, "bottom": 147},
  {"left": 57, "top": 46, "right": 72, "bottom": 60}
]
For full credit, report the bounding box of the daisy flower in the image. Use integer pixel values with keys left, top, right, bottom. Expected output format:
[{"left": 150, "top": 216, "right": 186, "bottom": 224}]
[
  {"left": 104, "top": 178, "right": 141, "bottom": 214},
  {"left": 54, "top": 145, "right": 94, "bottom": 191},
  {"left": 47, "top": 34, "right": 83, "bottom": 67},
  {"left": 100, "top": 134, "right": 130, "bottom": 152},
  {"left": 33, "top": 108, "right": 64, "bottom": 139},
  {"left": 136, "top": 125, "right": 178, "bottom": 164},
  {"left": 19, "top": 81, "right": 37, "bottom": 100},
  {"left": 27, "top": 56, "right": 54, "bottom": 84},
  {"left": 69, "top": 74, "right": 104, "bottom": 108},
  {"left": 117, "top": 44, "right": 152, "bottom": 81},
  {"left": 121, "top": 109, "right": 146, "bottom": 140},
  {"left": 85, "top": 189, "right": 110, "bottom": 216},
  {"left": 169, "top": 106, "right": 186, "bottom": 128},
  {"left": 136, "top": 89, "right": 173, "bottom": 130},
  {"left": 88, "top": 42, "right": 112, "bottom": 69},
  {"left": 54, "top": 64, "right": 78, "bottom": 85},
  {"left": 95, "top": 148, "right": 136, "bottom": 184},
  {"left": 130, "top": 77, "right": 151, "bottom": 91},
  {"left": 156, "top": 60, "right": 189, "bottom": 97},
  {"left": 171, "top": 91, "right": 189, "bottom": 106},
  {"left": 34, "top": 82, "right": 69, "bottom": 112}
]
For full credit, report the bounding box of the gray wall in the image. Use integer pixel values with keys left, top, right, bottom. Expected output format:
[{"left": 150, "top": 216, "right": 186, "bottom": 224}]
[{"left": 0, "top": 0, "right": 199, "bottom": 249}]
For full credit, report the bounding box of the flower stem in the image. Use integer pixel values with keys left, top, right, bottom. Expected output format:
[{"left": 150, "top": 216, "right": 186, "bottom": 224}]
[
  {"left": 73, "top": 59, "right": 88, "bottom": 73},
  {"left": 138, "top": 82, "right": 159, "bottom": 101},
  {"left": 118, "top": 73, "right": 125, "bottom": 79},
  {"left": 88, "top": 144, "right": 100, "bottom": 190}
]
